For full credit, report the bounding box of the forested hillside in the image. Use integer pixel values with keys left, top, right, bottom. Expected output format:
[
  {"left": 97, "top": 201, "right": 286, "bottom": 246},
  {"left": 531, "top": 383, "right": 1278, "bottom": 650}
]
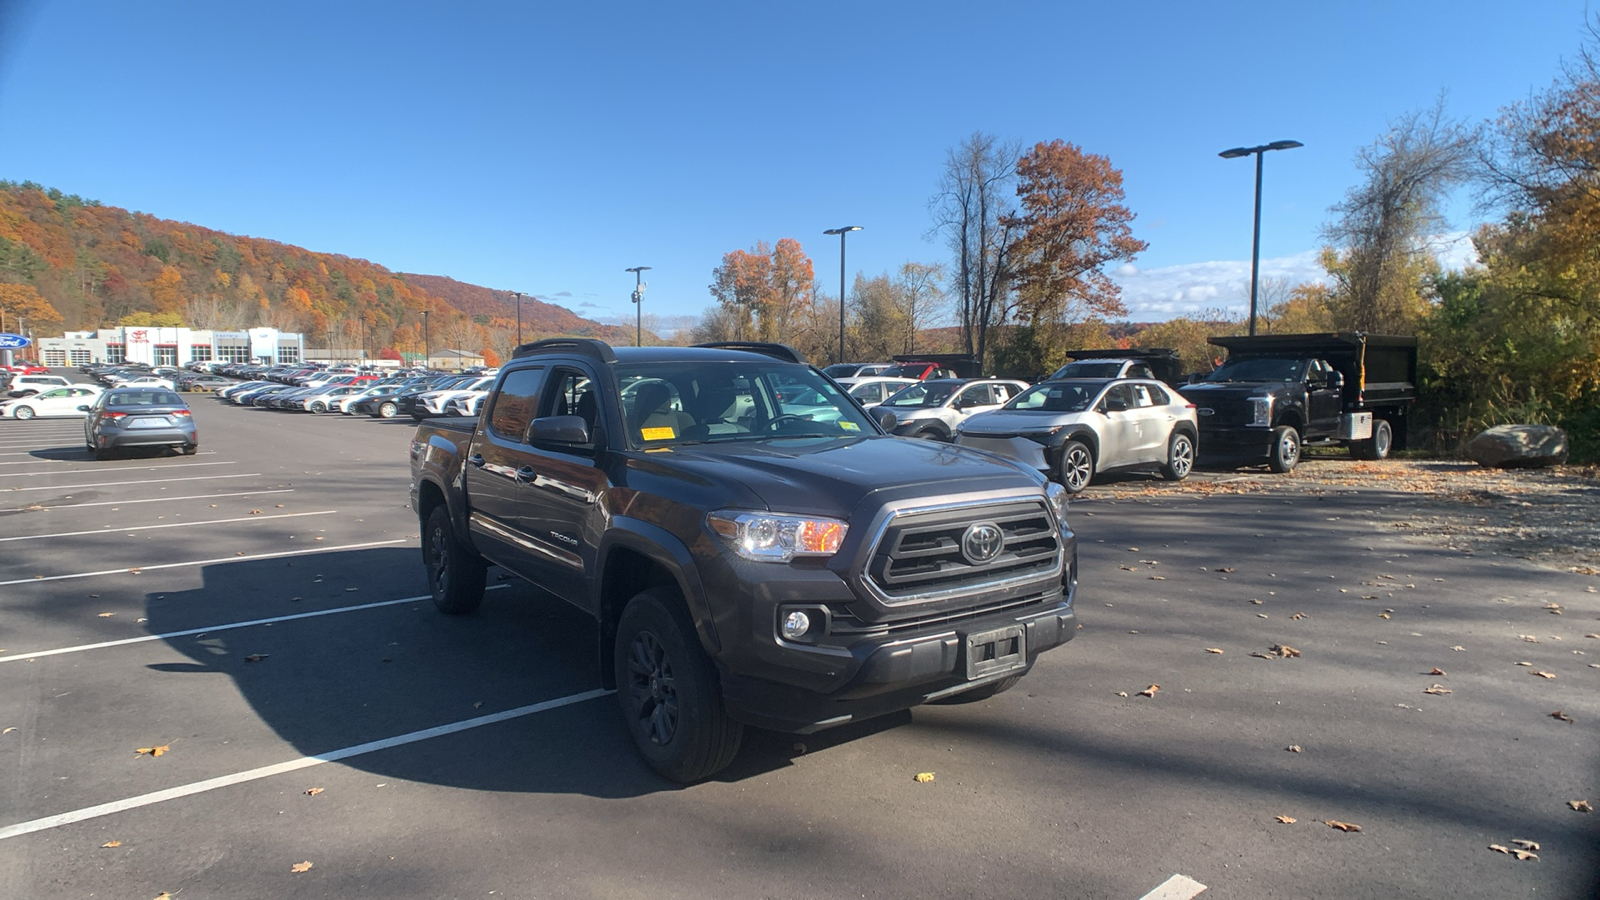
[{"left": 0, "top": 181, "right": 628, "bottom": 361}]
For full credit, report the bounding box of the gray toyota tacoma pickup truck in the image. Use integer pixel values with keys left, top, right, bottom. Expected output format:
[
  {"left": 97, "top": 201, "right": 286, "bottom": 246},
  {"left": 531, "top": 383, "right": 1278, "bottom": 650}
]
[{"left": 409, "top": 339, "right": 1079, "bottom": 781}]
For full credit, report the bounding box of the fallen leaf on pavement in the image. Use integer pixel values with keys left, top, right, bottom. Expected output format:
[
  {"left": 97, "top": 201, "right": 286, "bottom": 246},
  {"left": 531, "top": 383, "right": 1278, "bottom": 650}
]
[
  {"left": 1149, "top": 575, "right": 1166, "bottom": 580},
  {"left": 1251, "top": 652, "right": 1275, "bottom": 660},
  {"left": 1532, "top": 671, "right": 1556, "bottom": 679},
  {"left": 1119, "top": 565, "right": 1136, "bottom": 571},
  {"left": 1513, "top": 849, "right": 1539, "bottom": 860},
  {"left": 1550, "top": 710, "right": 1574, "bottom": 723},
  {"left": 1274, "top": 815, "right": 1297, "bottom": 824},
  {"left": 1205, "top": 648, "right": 1224, "bottom": 654},
  {"left": 1218, "top": 567, "right": 1236, "bottom": 573},
  {"left": 1137, "top": 684, "right": 1160, "bottom": 697},
  {"left": 1424, "top": 684, "right": 1452, "bottom": 695},
  {"left": 1545, "top": 604, "right": 1563, "bottom": 614},
  {"left": 249, "top": 509, "right": 262, "bottom": 515},
  {"left": 1511, "top": 839, "right": 1540, "bottom": 851},
  {"left": 244, "top": 654, "right": 268, "bottom": 663},
  {"left": 1114, "top": 691, "right": 1128, "bottom": 697},
  {"left": 1250, "top": 599, "right": 1264, "bottom": 605},
  {"left": 1427, "top": 667, "right": 1446, "bottom": 676},
  {"left": 1586, "top": 634, "right": 1600, "bottom": 639},
  {"left": 1291, "top": 612, "right": 1309, "bottom": 620},
  {"left": 97, "top": 612, "right": 114, "bottom": 618},
  {"left": 135, "top": 745, "right": 170, "bottom": 757},
  {"left": 2, "top": 727, "right": 15, "bottom": 734},
  {"left": 101, "top": 840, "right": 121, "bottom": 848},
  {"left": 1286, "top": 745, "right": 1302, "bottom": 753},
  {"left": 128, "top": 567, "right": 142, "bottom": 575},
  {"left": 1326, "top": 820, "right": 1362, "bottom": 833},
  {"left": 1569, "top": 800, "right": 1592, "bottom": 812},
  {"left": 305, "top": 787, "right": 323, "bottom": 796},
  {"left": 1516, "top": 661, "right": 1533, "bottom": 666},
  {"left": 1521, "top": 635, "right": 1540, "bottom": 643},
  {"left": 913, "top": 772, "right": 935, "bottom": 783},
  {"left": 291, "top": 861, "right": 313, "bottom": 873},
  {"left": 1452, "top": 645, "right": 1466, "bottom": 651}
]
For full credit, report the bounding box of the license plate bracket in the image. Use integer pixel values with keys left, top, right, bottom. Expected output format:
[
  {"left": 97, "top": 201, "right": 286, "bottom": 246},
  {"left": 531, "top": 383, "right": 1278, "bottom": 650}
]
[{"left": 965, "top": 624, "right": 1027, "bottom": 680}]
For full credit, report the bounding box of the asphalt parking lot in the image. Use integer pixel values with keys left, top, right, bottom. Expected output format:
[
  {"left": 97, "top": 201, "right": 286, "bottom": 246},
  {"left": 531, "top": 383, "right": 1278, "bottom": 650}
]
[{"left": 1, "top": 381, "right": 1597, "bottom": 899}]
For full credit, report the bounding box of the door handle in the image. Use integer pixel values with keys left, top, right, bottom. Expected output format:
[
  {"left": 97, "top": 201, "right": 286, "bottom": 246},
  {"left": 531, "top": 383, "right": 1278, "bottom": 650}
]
[
  {"left": 515, "top": 466, "right": 538, "bottom": 483},
  {"left": 467, "top": 454, "right": 486, "bottom": 468}
]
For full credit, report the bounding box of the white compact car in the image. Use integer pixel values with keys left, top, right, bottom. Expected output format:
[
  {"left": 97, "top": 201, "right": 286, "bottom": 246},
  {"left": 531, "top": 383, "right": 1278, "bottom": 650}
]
[{"left": 0, "top": 385, "right": 105, "bottom": 419}]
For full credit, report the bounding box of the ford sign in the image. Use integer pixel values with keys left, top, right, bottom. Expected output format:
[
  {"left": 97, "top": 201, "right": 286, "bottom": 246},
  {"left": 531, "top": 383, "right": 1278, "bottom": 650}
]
[{"left": 0, "top": 333, "right": 31, "bottom": 350}]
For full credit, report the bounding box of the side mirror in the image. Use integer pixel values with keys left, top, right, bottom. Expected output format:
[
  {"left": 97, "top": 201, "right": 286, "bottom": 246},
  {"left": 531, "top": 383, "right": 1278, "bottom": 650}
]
[
  {"left": 1328, "top": 371, "right": 1345, "bottom": 390},
  {"left": 526, "top": 415, "right": 590, "bottom": 445},
  {"left": 876, "top": 409, "right": 898, "bottom": 431},
  {"left": 77, "top": 405, "right": 91, "bottom": 412},
  {"left": 1103, "top": 397, "right": 1129, "bottom": 413}
]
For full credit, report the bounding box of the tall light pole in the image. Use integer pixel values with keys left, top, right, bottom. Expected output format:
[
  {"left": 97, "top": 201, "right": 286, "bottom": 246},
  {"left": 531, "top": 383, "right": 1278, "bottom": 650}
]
[
  {"left": 1218, "top": 140, "right": 1302, "bottom": 336},
  {"left": 823, "top": 226, "right": 861, "bottom": 364},
  {"left": 625, "top": 266, "right": 651, "bottom": 347},
  {"left": 421, "top": 310, "right": 430, "bottom": 370},
  {"left": 512, "top": 291, "right": 524, "bottom": 346}
]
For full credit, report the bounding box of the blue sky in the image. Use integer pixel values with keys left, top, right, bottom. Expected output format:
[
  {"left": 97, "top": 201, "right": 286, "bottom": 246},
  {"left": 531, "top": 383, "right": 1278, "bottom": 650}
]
[{"left": 0, "top": 1, "right": 1588, "bottom": 328}]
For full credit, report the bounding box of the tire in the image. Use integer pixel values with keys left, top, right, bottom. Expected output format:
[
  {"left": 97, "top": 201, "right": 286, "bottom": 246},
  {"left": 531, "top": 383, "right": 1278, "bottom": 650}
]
[
  {"left": 181, "top": 444, "right": 198, "bottom": 456},
  {"left": 914, "top": 429, "right": 944, "bottom": 441},
  {"left": 378, "top": 401, "right": 398, "bottom": 419},
  {"left": 928, "top": 673, "right": 1023, "bottom": 705},
  {"left": 614, "top": 588, "right": 744, "bottom": 783},
  {"left": 309, "top": 401, "right": 326, "bottom": 414},
  {"left": 1056, "top": 439, "right": 1095, "bottom": 494},
  {"left": 1351, "top": 418, "right": 1393, "bottom": 460},
  {"left": 1268, "top": 425, "right": 1301, "bottom": 473},
  {"left": 422, "top": 504, "right": 486, "bottom": 615},
  {"left": 1161, "top": 431, "right": 1195, "bottom": 481},
  {"left": 13, "top": 405, "right": 34, "bottom": 420}
]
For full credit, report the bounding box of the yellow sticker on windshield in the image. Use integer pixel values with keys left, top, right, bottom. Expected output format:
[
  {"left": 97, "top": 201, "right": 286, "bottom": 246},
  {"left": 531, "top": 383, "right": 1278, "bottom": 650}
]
[
  {"left": 839, "top": 421, "right": 860, "bottom": 431},
  {"left": 640, "top": 426, "right": 676, "bottom": 441}
]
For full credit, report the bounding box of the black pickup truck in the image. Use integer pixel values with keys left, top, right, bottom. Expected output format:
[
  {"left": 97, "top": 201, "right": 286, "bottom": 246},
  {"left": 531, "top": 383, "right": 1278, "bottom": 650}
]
[
  {"left": 1177, "top": 332, "right": 1418, "bottom": 472},
  {"left": 409, "top": 339, "right": 1079, "bottom": 781}
]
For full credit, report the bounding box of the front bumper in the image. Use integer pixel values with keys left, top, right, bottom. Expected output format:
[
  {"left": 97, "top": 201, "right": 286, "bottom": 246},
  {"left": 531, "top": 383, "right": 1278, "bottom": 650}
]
[
  {"left": 956, "top": 434, "right": 1051, "bottom": 472},
  {"left": 1197, "top": 426, "right": 1273, "bottom": 457}
]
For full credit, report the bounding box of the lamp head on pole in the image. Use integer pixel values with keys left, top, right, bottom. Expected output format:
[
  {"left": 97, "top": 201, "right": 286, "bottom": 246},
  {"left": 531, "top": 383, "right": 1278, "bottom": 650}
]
[
  {"left": 823, "top": 226, "right": 863, "bottom": 236},
  {"left": 1219, "top": 140, "right": 1303, "bottom": 159}
]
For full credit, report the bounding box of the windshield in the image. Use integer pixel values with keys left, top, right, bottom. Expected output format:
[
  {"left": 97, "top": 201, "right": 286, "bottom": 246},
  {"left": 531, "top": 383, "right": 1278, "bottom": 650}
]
[
  {"left": 821, "top": 364, "right": 857, "bottom": 378},
  {"left": 1203, "top": 357, "right": 1305, "bottom": 383},
  {"left": 882, "top": 382, "right": 957, "bottom": 408},
  {"left": 615, "top": 360, "right": 875, "bottom": 448},
  {"left": 880, "top": 363, "right": 929, "bottom": 379},
  {"left": 1050, "top": 361, "right": 1123, "bottom": 379},
  {"left": 1004, "top": 381, "right": 1103, "bottom": 413}
]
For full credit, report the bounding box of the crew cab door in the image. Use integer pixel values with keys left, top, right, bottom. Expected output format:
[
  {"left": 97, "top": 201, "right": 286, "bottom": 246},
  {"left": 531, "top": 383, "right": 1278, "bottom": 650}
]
[
  {"left": 1305, "top": 359, "right": 1342, "bottom": 437},
  {"left": 463, "top": 366, "right": 548, "bottom": 575}
]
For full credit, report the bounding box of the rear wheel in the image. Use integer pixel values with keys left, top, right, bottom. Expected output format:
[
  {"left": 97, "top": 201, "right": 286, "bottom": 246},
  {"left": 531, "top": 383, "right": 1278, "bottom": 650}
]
[
  {"left": 614, "top": 588, "right": 743, "bottom": 783},
  {"left": 309, "top": 401, "right": 327, "bottom": 414},
  {"left": 423, "top": 505, "right": 486, "bottom": 615},
  {"left": 378, "top": 401, "right": 398, "bottom": 419},
  {"left": 1268, "top": 425, "right": 1301, "bottom": 473},
  {"left": 1161, "top": 431, "right": 1195, "bottom": 481},
  {"left": 1056, "top": 440, "right": 1095, "bottom": 494},
  {"left": 1351, "top": 418, "right": 1393, "bottom": 460},
  {"left": 13, "top": 405, "right": 34, "bottom": 420}
]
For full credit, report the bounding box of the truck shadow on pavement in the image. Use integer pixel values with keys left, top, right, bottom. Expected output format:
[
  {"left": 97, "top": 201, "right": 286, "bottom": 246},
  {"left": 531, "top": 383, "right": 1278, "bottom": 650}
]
[{"left": 143, "top": 548, "right": 872, "bottom": 796}]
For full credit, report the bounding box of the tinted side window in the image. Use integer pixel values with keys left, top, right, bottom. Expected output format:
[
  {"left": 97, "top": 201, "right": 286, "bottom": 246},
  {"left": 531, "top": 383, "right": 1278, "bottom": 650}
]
[
  {"left": 1145, "top": 384, "right": 1172, "bottom": 406},
  {"left": 488, "top": 368, "right": 545, "bottom": 441}
]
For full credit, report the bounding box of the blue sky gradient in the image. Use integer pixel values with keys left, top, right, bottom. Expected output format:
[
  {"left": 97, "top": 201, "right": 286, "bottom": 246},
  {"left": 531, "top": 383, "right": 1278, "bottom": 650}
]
[{"left": 0, "top": 1, "right": 1588, "bottom": 326}]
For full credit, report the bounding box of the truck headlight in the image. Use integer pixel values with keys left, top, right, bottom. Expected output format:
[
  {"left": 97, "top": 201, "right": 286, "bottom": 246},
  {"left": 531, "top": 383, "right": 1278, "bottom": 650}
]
[
  {"left": 1249, "top": 395, "right": 1273, "bottom": 427},
  {"left": 1045, "top": 481, "right": 1070, "bottom": 527},
  {"left": 708, "top": 511, "right": 849, "bottom": 563}
]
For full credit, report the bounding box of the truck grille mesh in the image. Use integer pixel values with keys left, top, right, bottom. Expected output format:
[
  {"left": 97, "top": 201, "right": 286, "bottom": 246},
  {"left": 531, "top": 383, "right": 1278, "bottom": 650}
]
[{"left": 864, "top": 499, "right": 1062, "bottom": 603}]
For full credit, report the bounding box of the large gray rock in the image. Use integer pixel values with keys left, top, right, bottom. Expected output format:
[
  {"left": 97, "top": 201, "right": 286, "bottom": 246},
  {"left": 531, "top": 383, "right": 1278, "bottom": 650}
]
[{"left": 1467, "top": 424, "right": 1569, "bottom": 468}]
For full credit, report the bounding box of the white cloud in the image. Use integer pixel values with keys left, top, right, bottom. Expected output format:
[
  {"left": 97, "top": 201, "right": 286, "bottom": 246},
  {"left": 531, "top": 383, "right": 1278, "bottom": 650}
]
[{"left": 1112, "top": 234, "right": 1479, "bottom": 322}]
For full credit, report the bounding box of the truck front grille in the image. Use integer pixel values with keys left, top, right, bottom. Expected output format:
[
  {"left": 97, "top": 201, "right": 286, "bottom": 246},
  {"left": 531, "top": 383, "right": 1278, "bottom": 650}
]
[{"left": 863, "top": 498, "right": 1062, "bottom": 605}]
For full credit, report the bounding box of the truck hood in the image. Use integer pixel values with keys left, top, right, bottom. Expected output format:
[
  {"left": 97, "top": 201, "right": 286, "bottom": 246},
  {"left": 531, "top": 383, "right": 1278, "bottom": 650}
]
[
  {"left": 1178, "top": 382, "right": 1281, "bottom": 399},
  {"left": 639, "top": 435, "right": 1045, "bottom": 518}
]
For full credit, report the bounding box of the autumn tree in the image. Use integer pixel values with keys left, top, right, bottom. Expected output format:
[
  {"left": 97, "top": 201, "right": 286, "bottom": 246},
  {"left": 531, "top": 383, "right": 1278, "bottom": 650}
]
[
  {"left": 1321, "top": 99, "right": 1477, "bottom": 333},
  {"left": 1005, "top": 140, "right": 1147, "bottom": 327},
  {"left": 0, "top": 282, "right": 65, "bottom": 332},
  {"left": 708, "top": 239, "right": 817, "bottom": 344},
  {"left": 930, "top": 132, "right": 1023, "bottom": 365}
]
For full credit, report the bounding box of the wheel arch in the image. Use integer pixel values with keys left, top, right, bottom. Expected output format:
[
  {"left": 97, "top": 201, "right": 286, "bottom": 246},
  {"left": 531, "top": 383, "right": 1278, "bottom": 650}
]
[{"left": 596, "top": 521, "right": 721, "bottom": 690}]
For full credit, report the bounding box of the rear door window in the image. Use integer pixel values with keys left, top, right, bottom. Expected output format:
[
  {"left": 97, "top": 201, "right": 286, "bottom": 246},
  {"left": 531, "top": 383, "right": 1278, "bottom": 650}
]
[{"left": 488, "top": 368, "right": 545, "bottom": 442}]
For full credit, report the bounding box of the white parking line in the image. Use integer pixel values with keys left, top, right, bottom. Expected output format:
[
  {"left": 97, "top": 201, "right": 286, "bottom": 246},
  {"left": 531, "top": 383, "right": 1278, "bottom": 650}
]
[
  {"left": 6, "top": 472, "right": 262, "bottom": 492},
  {"left": 0, "top": 686, "right": 611, "bottom": 841},
  {"left": 0, "top": 538, "right": 407, "bottom": 587},
  {"left": 1138, "top": 874, "right": 1207, "bottom": 900},
  {"left": 7, "top": 488, "right": 293, "bottom": 511},
  {"left": 0, "top": 586, "right": 506, "bottom": 663},
  {"left": 0, "top": 461, "right": 236, "bottom": 478},
  {"left": 0, "top": 510, "right": 339, "bottom": 543}
]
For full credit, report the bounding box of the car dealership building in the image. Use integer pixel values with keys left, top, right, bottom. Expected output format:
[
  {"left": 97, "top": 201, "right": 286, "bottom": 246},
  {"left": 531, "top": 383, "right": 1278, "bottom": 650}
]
[{"left": 37, "top": 327, "right": 306, "bottom": 368}]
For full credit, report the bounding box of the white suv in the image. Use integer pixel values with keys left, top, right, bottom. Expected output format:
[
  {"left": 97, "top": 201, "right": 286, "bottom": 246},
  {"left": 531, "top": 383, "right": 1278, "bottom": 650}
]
[{"left": 5, "top": 374, "right": 72, "bottom": 397}]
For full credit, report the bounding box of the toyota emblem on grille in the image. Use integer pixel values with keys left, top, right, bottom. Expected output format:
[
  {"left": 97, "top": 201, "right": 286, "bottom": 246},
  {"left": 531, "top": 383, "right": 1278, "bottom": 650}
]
[{"left": 961, "top": 522, "right": 1004, "bottom": 565}]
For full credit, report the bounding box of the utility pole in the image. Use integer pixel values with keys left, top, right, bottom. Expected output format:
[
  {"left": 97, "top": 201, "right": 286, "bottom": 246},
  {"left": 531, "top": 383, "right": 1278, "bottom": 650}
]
[{"left": 823, "top": 226, "right": 862, "bottom": 364}]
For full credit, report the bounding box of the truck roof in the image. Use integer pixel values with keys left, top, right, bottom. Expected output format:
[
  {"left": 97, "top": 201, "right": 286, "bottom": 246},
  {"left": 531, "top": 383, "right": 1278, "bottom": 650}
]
[{"left": 1207, "top": 332, "right": 1417, "bottom": 354}]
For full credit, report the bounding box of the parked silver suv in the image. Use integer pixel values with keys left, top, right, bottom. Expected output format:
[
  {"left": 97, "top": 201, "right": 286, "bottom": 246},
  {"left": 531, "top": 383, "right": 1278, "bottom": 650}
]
[
  {"left": 872, "top": 378, "right": 1029, "bottom": 441},
  {"left": 954, "top": 378, "right": 1198, "bottom": 493}
]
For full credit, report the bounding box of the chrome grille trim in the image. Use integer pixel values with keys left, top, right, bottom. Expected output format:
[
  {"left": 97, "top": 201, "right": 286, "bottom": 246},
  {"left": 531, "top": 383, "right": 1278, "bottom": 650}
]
[{"left": 860, "top": 495, "right": 1064, "bottom": 606}]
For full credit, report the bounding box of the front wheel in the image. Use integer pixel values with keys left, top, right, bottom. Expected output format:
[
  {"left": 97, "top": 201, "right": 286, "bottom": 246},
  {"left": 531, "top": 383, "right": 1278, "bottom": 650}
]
[
  {"left": 378, "top": 401, "right": 398, "bottom": 419},
  {"left": 423, "top": 505, "right": 486, "bottom": 615},
  {"left": 614, "top": 588, "right": 744, "bottom": 783},
  {"left": 13, "top": 405, "right": 34, "bottom": 420},
  {"left": 913, "top": 429, "right": 944, "bottom": 441},
  {"left": 1056, "top": 440, "right": 1095, "bottom": 494},
  {"left": 1268, "top": 425, "right": 1301, "bottom": 473},
  {"left": 1161, "top": 431, "right": 1194, "bottom": 481},
  {"left": 309, "top": 401, "right": 327, "bottom": 414},
  {"left": 1351, "top": 418, "right": 1393, "bottom": 460}
]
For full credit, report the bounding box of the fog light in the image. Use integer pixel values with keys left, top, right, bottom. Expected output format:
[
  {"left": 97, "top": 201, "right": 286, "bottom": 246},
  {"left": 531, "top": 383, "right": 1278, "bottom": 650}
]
[{"left": 780, "top": 610, "right": 811, "bottom": 641}]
